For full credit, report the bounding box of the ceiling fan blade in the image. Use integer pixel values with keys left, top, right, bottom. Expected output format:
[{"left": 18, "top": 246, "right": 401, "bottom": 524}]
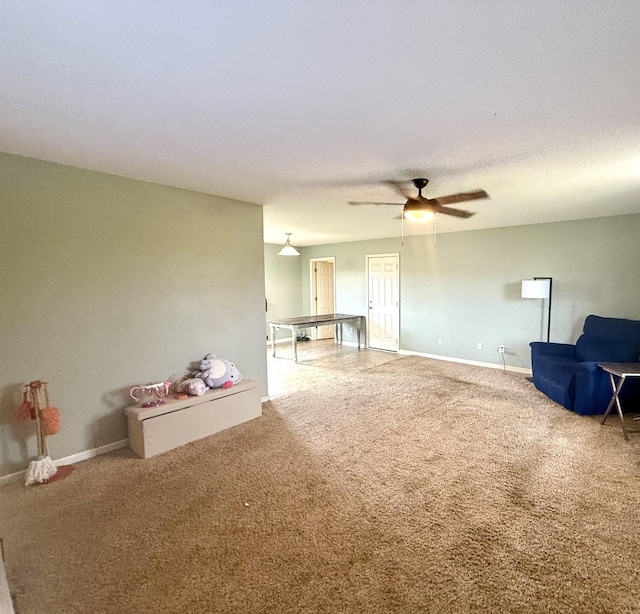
[
  {"left": 430, "top": 190, "right": 488, "bottom": 206},
  {"left": 348, "top": 201, "right": 403, "bottom": 206},
  {"left": 430, "top": 204, "right": 475, "bottom": 218},
  {"left": 382, "top": 180, "right": 413, "bottom": 199}
]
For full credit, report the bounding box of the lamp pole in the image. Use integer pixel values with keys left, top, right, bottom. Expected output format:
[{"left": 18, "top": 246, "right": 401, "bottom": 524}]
[{"left": 534, "top": 277, "right": 553, "bottom": 343}]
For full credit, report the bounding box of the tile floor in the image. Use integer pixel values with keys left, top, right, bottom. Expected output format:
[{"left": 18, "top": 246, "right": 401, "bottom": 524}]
[{"left": 266, "top": 338, "right": 403, "bottom": 399}]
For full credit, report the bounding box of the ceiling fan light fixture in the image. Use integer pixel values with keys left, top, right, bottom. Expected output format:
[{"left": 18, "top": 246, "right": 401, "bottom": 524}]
[
  {"left": 404, "top": 209, "right": 435, "bottom": 222},
  {"left": 403, "top": 200, "right": 435, "bottom": 223},
  {"left": 278, "top": 232, "right": 300, "bottom": 256}
]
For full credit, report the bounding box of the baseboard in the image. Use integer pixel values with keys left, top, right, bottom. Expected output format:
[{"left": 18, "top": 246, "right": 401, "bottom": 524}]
[
  {"left": 58, "top": 438, "right": 130, "bottom": 465},
  {"left": 0, "top": 397, "right": 276, "bottom": 486},
  {"left": 0, "top": 439, "right": 129, "bottom": 487},
  {"left": 398, "top": 349, "right": 532, "bottom": 375},
  {"left": 265, "top": 338, "right": 529, "bottom": 373}
]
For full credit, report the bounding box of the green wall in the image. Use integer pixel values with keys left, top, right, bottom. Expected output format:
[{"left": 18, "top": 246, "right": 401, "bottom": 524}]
[
  {"left": 0, "top": 153, "right": 267, "bottom": 478},
  {"left": 294, "top": 215, "right": 640, "bottom": 369},
  {"left": 264, "top": 243, "right": 303, "bottom": 341},
  {"left": 4, "top": 149, "right": 638, "bottom": 479}
]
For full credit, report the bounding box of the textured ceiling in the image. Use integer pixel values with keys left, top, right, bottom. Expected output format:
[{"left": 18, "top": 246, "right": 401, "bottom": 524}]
[{"left": 1, "top": 1, "right": 639, "bottom": 246}]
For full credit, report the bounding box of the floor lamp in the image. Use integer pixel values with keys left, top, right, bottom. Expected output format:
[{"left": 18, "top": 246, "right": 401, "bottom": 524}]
[{"left": 521, "top": 277, "right": 553, "bottom": 342}]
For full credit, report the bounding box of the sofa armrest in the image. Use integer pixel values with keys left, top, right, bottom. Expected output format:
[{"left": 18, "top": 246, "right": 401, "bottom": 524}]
[
  {"left": 574, "top": 361, "right": 601, "bottom": 375},
  {"left": 571, "top": 361, "right": 613, "bottom": 415},
  {"left": 530, "top": 342, "right": 576, "bottom": 359}
]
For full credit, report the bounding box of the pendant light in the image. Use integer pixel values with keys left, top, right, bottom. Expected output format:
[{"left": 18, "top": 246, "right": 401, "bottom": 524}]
[{"left": 278, "top": 233, "right": 300, "bottom": 256}]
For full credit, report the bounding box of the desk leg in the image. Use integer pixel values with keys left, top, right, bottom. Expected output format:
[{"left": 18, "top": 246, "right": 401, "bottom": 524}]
[
  {"left": 601, "top": 373, "right": 629, "bottom": 440},
  {"left": 292, "top": 327, "right": 298, "bottom": 363},
  {"left": 270, "top": 325, "right": 276, "bottom": 357},
  {"left": 356, "top": 318, "right": 361, "bottom": 349}
]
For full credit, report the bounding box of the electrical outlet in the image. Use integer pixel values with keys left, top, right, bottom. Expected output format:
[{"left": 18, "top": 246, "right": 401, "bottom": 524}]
[
  {"left": 477, "top": 342, "right": 483, "bottom": 350},
  {"left": 437, "top": 337, "right": 443, "bottom": 345},
  {"left": 498, "top": 345, "right": 505, "bottom": 354}
]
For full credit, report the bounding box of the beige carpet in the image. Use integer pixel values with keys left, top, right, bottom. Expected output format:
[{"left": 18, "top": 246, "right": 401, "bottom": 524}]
[{"left": 1, "top": 356, "right": 640, "bottom": 613}]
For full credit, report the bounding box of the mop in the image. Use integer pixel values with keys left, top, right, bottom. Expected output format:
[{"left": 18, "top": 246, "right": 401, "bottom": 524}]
[{"left": 23, "top": 381, "right": 57, "bottom": 485}]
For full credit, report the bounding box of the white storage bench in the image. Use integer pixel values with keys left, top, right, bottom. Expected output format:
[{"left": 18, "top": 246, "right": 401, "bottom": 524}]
[{"left": 124, "top": 379, "right": 261, "bottom": 458}]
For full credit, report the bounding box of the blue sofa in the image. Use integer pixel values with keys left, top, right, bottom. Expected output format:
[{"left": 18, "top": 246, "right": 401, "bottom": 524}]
[{"left": 530, "top": 315, "right": 640, "bottom": 415}]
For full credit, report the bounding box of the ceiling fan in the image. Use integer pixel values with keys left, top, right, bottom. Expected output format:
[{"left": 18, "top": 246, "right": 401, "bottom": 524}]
[{"left": 348, "top": 178, "right": 489, "bottom": 222}]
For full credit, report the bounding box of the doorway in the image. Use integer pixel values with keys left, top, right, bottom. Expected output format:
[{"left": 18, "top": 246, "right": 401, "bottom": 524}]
[
  {"left": 366, "top": 253, "right": 399, "bottom": 351},
  {"left": 310, "top": 257, "right": 335, "bottom": 340}
]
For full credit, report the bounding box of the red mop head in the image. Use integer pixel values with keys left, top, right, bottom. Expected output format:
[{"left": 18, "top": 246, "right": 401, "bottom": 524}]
[
  {"left": 17, "top": 390, "right": 35, "bottom": 420},
  {"left": 40, "top": 406, "right": 61, "bottom": 436}
]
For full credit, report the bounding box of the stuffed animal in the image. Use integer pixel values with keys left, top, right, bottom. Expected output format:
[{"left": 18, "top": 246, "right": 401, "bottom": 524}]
[
  {"left": 193, "top": 353, "right": 243, "bottom": 390},
  {"left": 176, "top": 377, "right": 208, "bottom": 396}
]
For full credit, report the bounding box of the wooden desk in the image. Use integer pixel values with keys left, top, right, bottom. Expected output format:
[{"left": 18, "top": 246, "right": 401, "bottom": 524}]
[
  {"left": 268, "top": 314, "right": 365, "bottom": 362},
  {"left": 598, "top": 362, "right": 640, "bottom": 440}
]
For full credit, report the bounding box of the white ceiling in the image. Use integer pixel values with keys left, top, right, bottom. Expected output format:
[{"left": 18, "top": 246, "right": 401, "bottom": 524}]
[{"left": 1, "top": 1, "right": 639, "bottom": 246}]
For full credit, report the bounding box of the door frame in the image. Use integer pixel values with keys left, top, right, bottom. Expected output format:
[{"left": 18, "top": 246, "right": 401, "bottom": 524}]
[
  {"left": 366, "top": 252, "right": 400, "bottom": 351},
  {"left": 309, "top": 257, "right": 336, "bottom": 341}
]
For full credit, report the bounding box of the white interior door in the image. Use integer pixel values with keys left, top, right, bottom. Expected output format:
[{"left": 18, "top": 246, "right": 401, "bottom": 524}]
[
  {"left": 312, "top": 259, "right": 335, "bottom": 340},
  {"left": 367, "top": 254, "right": 399, "bottom": 351}
]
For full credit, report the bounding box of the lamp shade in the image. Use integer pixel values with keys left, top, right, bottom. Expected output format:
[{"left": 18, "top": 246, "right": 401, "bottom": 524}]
[
  {"left": 278, "top": 244, "right": 300, "bottom": 256},
  {"left": 278, "top": 233, "right": 300, "bottom": 256},
  {"left": 521, "top": 279, "right": 550, "bottom": 299}
]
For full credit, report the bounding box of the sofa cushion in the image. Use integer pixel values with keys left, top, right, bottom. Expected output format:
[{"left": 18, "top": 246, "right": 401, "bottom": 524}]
[
  {"left": 583, "top": 315, "right": 640, "bottom": 345},
  {"left": 575, "top": 335, "right": 639, "bottom": 363}
]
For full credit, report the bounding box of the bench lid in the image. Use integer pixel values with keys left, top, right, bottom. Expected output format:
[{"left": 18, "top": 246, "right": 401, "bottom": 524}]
[{"left": 124, "top": 378, "right": 259, "bottom": 420}]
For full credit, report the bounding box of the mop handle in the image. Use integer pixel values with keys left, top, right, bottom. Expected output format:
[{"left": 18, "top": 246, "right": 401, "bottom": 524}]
[
  {"left": 30, "top": 385, "right": 44, "bottom": 456},
  {"left": 28, "top": 380, "right": 49, "bottom": 457},
  {"left": 43, "top": 382, "right": 51, "bottom": 408},
  {"left": 41, "top": 382, "right": 51, "bottom": 456}
]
